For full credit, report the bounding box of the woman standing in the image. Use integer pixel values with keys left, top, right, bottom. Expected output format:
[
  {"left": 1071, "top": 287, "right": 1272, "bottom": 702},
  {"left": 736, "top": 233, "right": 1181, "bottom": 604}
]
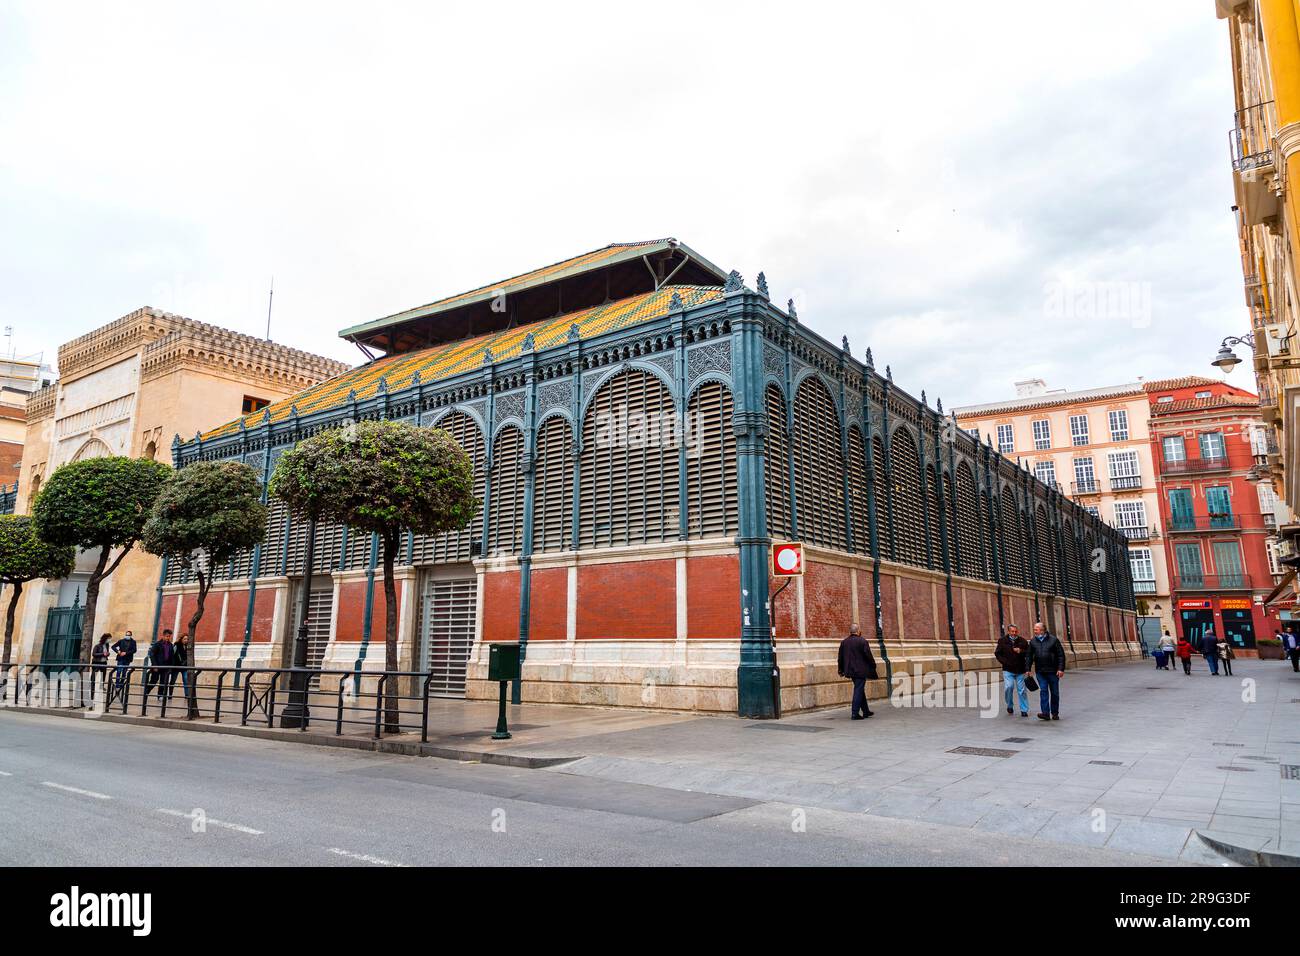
[{"left": 1216, "top": 637, "right": 1235, "bottom": 677}]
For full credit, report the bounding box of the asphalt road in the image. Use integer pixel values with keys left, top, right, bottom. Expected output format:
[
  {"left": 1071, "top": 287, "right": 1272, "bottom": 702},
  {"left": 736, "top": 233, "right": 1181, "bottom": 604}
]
[{"left": 0, "top": 711, "right": 1184, "bottom": 866}]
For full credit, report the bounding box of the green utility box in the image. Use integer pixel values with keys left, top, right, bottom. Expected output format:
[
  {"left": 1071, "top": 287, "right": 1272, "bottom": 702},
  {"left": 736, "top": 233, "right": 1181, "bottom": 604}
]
[{"left": 488, "top": 642, "right": 521, "bottom": 682}]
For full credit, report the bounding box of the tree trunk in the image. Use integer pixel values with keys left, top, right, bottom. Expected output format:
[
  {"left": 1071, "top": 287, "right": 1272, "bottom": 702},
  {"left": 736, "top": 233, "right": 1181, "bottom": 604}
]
[
  {"left": 80, "top": 546, "right": 111, "bottom": 664},
  {"left": 383, "top": 532, "right": 400, "bottom": 733},
  {"left": 3, "top": 580, "right": 22, "bottom": 668},
  {"left": 185, "top": 567, "right": 208, "bottom": 718}
]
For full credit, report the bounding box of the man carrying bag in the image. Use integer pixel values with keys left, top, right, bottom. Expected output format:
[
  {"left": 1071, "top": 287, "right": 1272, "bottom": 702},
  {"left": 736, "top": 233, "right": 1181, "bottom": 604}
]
[{"left": 1026, "top": 622, "right": 1065, "bottom": 721}]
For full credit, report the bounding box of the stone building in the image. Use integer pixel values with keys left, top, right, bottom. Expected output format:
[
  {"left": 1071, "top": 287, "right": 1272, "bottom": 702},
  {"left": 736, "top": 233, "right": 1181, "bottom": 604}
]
[
  {"left": 172, "top": 239, "right": 1138, "bottom": 717},
  {"left": 15, "top": 307, "right": 349, "bottom": 665}
]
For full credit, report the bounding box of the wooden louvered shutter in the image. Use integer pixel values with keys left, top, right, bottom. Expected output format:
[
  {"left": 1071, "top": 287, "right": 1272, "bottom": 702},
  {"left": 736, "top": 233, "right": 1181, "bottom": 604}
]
[
  {"left": 890, "top": 429, "right": 925, "bottom": 567},
  {"left": 872, "top": 433, "right": 892, "bottom": 559},
  {"left": 1035, "top": 505, "right": 1055, "bottom": 593},
  {"left": 534, "top": 416, "right": 573, "bottom": 553},
  {"left": 848, "top": 426, "right": 869, "bottom": 554},
  {"left": 579, "top": 369, "right": 677, "bottom": 548},
  {"left": 1000, "top": 491, "right": 1022, "bottom": 588},
  {"left": 284, "top": 507, "right": 309, "bottom": 575},
  {"left": 489, "top": 427, "right": 524, "bottom": 555},
  {"left": 791, "top": 378, "right": 847, "bottom": 549},
  {"left": 264, "top": 499, "right": 288, "bottom": 576},
  {"left": 765, "top": 385, "right": 792, "bottom": 541},
  {"left": 344, "top": 528, "right": 373, "bottom": 571},
  {"left": 942, "top": 470, "right": 956, "bottom": 571},
  {"left": 687, "top": 381, "right": 737, "bottom": 539},
  {"left": 312, "top": 522, "right": 344, "bottom": 573},
  {"left": 955, "top": 462, "right": 980, "bottom": 578},
  {"left": 925, "top": 465, "right": 941, "bottom": 569},
  {"left": 415, "top": 412, "right": 485, "bottom": 564}
]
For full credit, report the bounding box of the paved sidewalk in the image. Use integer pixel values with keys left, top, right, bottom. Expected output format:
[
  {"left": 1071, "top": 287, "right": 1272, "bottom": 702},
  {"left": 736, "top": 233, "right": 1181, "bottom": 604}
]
[{"left": 493, "top": 658, "right": 1300, "bottom": 864}]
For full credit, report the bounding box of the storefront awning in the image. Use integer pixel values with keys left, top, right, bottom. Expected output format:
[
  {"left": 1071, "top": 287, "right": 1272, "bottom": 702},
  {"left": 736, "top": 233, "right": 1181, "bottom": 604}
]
[{"left": 1263, "top": 569, "right": 1296, "bottom": 607}]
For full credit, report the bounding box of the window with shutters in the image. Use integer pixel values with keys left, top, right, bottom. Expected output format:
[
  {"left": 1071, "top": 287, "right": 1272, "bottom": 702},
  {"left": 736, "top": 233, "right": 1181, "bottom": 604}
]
[
  {"left": 311, "top": 522, "right": 345, "bottom": 573},
  {"left": 687, "top": 381, "right": 737, "bottom": 539},
  {"left": 1000, "top": 489, "right": 1024, "bottom": 588},
  {"left": 847, "top": 426, "right": 869, "bottom": 553},
  {"left": 264, "top": 499, "right": 288, "bottom": 575},
  {"left": 889, "top": 427, "right": 925, "bottom": 566},
  {"left": 765, "top": 385, "right": 793, "bottom": 540},
  {"left": 791, "top": 377, "right": 847, "bottom": 549},
  {"left": 412, "top": 411, "right": 485, "bottom": 564},
  {"left": 954, "top": 461, "right": 981, "bottom": 578},
  {"left": 579, "top": 368, "right": 678, "bottom": 548},
  {"left": 1035, "top": 504, "right": 1057, "bottom": 593},
  {"left": 871, "top": 432, "right": 892, "bottom": 559},
  {"left": 534, "top": 416, "right": 573, "bottom": 553},
  {"left": 488, "top": 426, "right": 524, "bottom": 555}
]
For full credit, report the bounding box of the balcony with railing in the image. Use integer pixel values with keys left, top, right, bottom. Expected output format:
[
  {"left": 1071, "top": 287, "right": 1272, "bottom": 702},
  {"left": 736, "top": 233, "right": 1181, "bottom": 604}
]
[
  {"left": 1166, "top": 512, "right": 1269, "bottom": 533},
  {"left": 1159, "top": 456, "right": 1231, "bottom": 475},
  {"left": 1173, "top": 573, "right": 1253, "bottom": 591},
  {"left": 1070, "top": 478, "right": 1100, "bottom": 496},
  {"left": 1109, "top": 474, "right": 1143, "bottom": 490},
  {"left": 1132, "top": 579, "right": 1157, "bottom": 594},
  {"left": 1230, "top": 101, "right": 1275, "bottom": 174},
  {"left": 1118, "top": 525, "right": 1155, "bottom": 541}
]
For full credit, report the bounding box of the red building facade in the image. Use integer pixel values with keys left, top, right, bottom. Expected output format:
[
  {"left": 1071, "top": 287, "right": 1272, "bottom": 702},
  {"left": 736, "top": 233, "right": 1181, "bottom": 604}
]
[{"left": 1148, "top": 379, "right": 1281, "bottom": 654}]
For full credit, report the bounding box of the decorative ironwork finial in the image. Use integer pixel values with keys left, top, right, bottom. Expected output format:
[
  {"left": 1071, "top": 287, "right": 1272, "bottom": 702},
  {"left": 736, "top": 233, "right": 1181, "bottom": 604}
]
[
  {"left": 842, "top": 335, "right": 850, "bottom": 353},
  {"left": 290, "top": 404, "right": 300, "bottom": 418},
  {"left": 262, "top": 408, "right": 272, "bottom": 424},
  {"left": 936, "top": 397, "right": 943, "bottom": 414},
  {"left": 787, "top": 298, "right": 798, "bottom": 320},
  {"left": 172, "top": 433, "right": 181, "bottom": 448},
  {"left": 411, "top": 370, "right": 421, "bottom": 385},
  {"left": 568, "top": 323, "right": 581, "bottom": 341},
  {"left": 724, "top": 270, "right": 744, "bottom": 293},
  {"left": 865, "top": 347, "right": 874, "bottom": 370},
  {"left": 756, "top": 272, "right": 769, "bottom": 298},
  {"left": 886, "top": 365, "right": 893, "bottom": 382},
  {"left": 521, "top": 332, "right": 535, "bottom": 351},
  {"left": 668, "top": 291, "right": 684, "bottom": 311},
  {"left": 482, "top": 348, "right": 493, "bottom": 366},
  {"left": 347, "top": 389, "right": 357, "bottom": 403},
  {"left": 376, "top": 376, "right": 388, "bottom": 394},
  {"left": 921, "top": 390, "right": 927, "bottom": 407}
]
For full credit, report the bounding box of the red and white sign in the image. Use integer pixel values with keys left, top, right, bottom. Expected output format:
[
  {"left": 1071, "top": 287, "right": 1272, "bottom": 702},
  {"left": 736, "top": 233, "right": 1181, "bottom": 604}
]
[{"left": 771, "top": 542, "right": 804, "bottom": 577}]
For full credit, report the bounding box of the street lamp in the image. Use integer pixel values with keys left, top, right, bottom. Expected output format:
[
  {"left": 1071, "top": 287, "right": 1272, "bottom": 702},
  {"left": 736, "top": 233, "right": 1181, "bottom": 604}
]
[{"left": 1211, "top": 334, "right": 1254, "bottom": 373}]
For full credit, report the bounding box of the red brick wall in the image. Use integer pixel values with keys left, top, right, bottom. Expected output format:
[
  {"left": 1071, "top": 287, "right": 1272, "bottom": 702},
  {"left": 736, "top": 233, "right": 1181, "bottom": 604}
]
[
  {"left": 803, "top": 562, "right": 852, "bottom": 639},
  {"left": 156, "top": 595, "right": 178, "bottom": 640},
  {"left": 482, "top": 571, "right": 521, "bottom": 644},
  {"left": 577, "top": 559, "right": 675, "bottom": 640},
  {"left": 771, "top": 570, "right": 799, "bottom": 640},
  {"left": 899, "top": 576, "right": 937, "bottom": 642},
  {"left": 688, "top": 554, "right": 740, "bottom": 640},
  {"left": 962, "top": 587, "right": 993, "bottom": 642},
  {"left": 877, "top": 572, "right": 900, "bottom": 641},
  {"left": 528, "top": 567, "right": 568, "bottom": 641},
  {"left": 223, "top": 588, "right": 274, "bottom": 644},
  {"left": 177, "top": 593, "right": 222, "bottom": 643}
]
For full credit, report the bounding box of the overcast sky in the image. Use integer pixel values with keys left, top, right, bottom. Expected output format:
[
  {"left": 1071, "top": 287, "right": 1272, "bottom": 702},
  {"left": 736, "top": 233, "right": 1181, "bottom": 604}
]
[{"left": 0, "top": 1, "right": 1249, "bottom": 407}]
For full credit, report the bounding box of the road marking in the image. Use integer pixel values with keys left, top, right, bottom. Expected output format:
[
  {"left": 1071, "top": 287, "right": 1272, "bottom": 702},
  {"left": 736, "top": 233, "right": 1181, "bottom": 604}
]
[
  {"left": 327, "top": 847, "right": 406, "bottom": 867},
  {"left": 42, "top": 781, "right": 111, "bottom": 799},
  {"left": 155, "top": 808, "right": 263, "bottom": 835},
  {"left": 0, "top": 771, "right": 12, "bottom": 776}
]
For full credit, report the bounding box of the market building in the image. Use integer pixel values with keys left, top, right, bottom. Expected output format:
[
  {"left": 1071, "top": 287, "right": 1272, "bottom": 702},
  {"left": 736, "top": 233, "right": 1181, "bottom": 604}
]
[
  {"left": 170, "top": 239, "right": 1138, "bottom": 717},
  {"left": 14, "top": 307, "right": 349, "bottom": 665},
  {"left": 1147, "top": 377, "right": 1285, "bottom": 651}
]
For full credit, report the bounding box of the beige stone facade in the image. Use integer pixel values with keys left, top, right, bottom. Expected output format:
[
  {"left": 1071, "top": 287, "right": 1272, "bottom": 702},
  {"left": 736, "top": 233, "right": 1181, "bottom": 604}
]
[{"left": 11, "top": 307, "right": 349, "bottom": 662}]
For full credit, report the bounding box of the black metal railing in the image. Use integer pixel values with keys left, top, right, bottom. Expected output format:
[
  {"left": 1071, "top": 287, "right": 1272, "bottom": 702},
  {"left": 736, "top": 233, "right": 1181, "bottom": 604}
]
[
  {"left": 1167, "top": 513, "right": 1266, "bottom": 532},
  {"left": 1109, "top": 475, "right": 1143, "bottom": 490},
  {"left": 1132, "top": 579, "right": 1157, "bottom": 594},
  {"left": 0, "top": 663, "right": 458, "bottom": 742},
  {"left": 1160, "top": 456, "right": 1231, "bottom": 475},
  {"left": 1230, "top": 101, "right": 1275, "bottom": 173},
  {"left": 1173, "top": 573, "right": 1253, "bottom": 591},
  {"left": 1117, "top": 525, "right": 1154, "bottom": 541},
  {"left": 1070, "top": 479, "right": 1100, "bottom": 495}
]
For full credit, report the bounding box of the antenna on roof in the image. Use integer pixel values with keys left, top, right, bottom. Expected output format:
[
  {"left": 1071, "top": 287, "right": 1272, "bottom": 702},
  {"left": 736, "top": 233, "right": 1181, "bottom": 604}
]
[{"left": 265, "top": 276, "right": 274, "bottom": 341}]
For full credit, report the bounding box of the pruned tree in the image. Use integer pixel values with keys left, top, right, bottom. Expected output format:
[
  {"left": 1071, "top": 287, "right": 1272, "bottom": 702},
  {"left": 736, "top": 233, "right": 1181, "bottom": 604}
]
[
  {"left": 0, "top": 515, "right": 76, "bottom": 666},
  {"left": 32, "top": 456, "right": 173, "bottom": 662},
  {"left": 142, "top": 461, "right": 267, "bottom": 715},
  {"left": 269, "top": 420, "right": 478, "bottom": 731}
]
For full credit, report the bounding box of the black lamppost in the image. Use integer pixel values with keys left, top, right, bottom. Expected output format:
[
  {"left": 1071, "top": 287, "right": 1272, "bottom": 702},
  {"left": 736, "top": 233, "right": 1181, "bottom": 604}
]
[
  {"left": 1211, "top": 334, "right": 1255, "bottom": 372},
  {"left": 280, "top": 518, "right": 317, "bottom": 728}
]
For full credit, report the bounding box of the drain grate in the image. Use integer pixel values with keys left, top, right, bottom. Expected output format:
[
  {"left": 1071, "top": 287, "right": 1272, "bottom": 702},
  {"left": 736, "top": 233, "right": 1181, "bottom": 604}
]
[
  {"left": 949, "top": 746, "right": 1018, "bottom": 758},
  {"left": 747, "top": 723, "right": 828, "bottom": 733},
  {"left": 1089, "top": 760, "right": 1125, "bottom": 766},
  {"left": 1217, "top": 766, "right": 1255, "bottom": 772},
  {"left": 1002, "top": 737, "right": 1032, "bottom": 743},
  {"left": 1281, "top": 765, "right": 1300, "bottom": 781}
]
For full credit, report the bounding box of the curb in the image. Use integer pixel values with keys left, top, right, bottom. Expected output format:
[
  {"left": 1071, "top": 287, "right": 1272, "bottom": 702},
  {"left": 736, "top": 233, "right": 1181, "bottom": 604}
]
[
  {"left": 1194, "top": 831, "right": 1300, "bottom": 868},
  {"left": 4, "top": 706, "right": 581, "bottom": 770}
]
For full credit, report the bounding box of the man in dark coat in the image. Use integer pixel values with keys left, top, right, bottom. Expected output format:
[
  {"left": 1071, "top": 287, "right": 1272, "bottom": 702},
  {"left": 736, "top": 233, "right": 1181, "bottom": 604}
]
[
  {"left": 994, "top": 624, "right": 1030, "bottom": 716},
  {"left": 143, "top": 629, "right": 176, "bottom": 702},
  {"left": 837, "top": 624, "right": 878, "bottom": 720},
  {"left": 1026, "top": 622, "right": 1066, "bottom": 721},
  {"left": 1200, "top": 627, "right": 1220, "bottom": 676}
]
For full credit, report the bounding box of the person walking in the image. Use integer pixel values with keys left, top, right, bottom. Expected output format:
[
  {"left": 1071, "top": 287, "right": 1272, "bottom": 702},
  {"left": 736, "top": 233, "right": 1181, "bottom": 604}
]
[
  {"left": 90, "top": 633, "right": 111, "bottom": 694},
  {"left": 1175, "top": 635, "right": 1194, "bottom": 675},
  {"left": 1283, "top": 630, "right": 1300, "bottom": 673},
  {"left": 1157, "top": 631, "right": 1175, "bottom": 672},
  {"left": 1216, "top": 636, "right": 1234, "bottom": 677},
  {"left": 837, "top": 624, "right": 878, "bottom": 721},
  {"left": 995, "top": 623, "right": 1030, "bottom": 717},
  {"left": 1201, "top": 627, "right": 1220, "bottom": 676},
  {"left": 110, "top": 629, "right": 138, "bottom": 692},
  {"left": 1026, "top": 622, "right": 1065, "bottom": 721},
  {"left": 144, "top": 629, "right": 176, "bottom": 703}
]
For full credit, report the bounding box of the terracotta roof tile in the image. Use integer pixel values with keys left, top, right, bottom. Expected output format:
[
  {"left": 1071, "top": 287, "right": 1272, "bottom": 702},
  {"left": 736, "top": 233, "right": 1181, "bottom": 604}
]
[{"left": 1149, "top": 394, "right": 1259, "bottom": 416}]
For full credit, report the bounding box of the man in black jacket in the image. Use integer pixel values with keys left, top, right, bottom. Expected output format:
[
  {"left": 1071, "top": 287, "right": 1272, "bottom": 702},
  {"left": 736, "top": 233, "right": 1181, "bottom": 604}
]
[
  {"left": 994, "top": 624, "right": 1030, "bottom": 717},
  {"left": 837, "top": 624, "right": 878, "bottom": 720},
  {"left": 1026, "top": 622, "right": 1066, "bottom": 721}
]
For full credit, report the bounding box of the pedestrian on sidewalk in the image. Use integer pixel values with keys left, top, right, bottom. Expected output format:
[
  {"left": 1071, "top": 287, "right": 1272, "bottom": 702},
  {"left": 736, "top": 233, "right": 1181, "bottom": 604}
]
[
  {"left": 91, "top": 633, "right": 111, "bottom": 691},
  {"left": 1216, "top": 637, "right": 1234, "bottom": 677},
  {"left": 1283, "top": 630, "right": 1300, "bottom": 673},
  {"left": 1200, "top": 628, "right": 1219, "bottom": 676},
  {"left": 110, "top": 630, "right": 137, "bottom": 691},
  {"left": 173, "top": 632, "right": 192, "bottom": 705},
  {"left": 1156, "top": 631, "right": 1175, "bottom": 672},
  {"left": 1175, "top": 636, "right": 1193, "bottom": 675},
  {"left": 1026, "top": 622, "right": 1065, "bottom": 721},
  {"left": 837, "top": 623, "right": 877, "bottom": 721},
  {"left": 144, "top": 629, "right": 176, "bottom": 702},
  {"left": 994, "top": 623, "right": 1030, "bottom": 717}
]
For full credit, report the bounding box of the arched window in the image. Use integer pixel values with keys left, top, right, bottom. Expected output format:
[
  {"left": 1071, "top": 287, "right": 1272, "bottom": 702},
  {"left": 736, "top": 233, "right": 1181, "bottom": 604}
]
[
  {"left": 534, "top": 416, "right": 573, "bottom": 553},
  {"left": 954, "top": 461, "right": 981, "bottom": 578},
  {"left": 687, "top": 381, "right": 737, "bottom": 539},
  {"left": 1035, "top": 504, "right": 1057, "bottom": 593},
  {"left": 872, "top": 433, "right": 892, "bottom": 559},
  {"left": 847, "top": 426, "right": 869, "bottom": 554},
  {"left": 765, "top": 384, "right": 793, "bottom": 541},
  {"left": 579, "top": 368, "right": 678, "bottom": 548},
  {"left": 413, "top": 411, "right": 485, "bottom": 564},
  {"left": 791, "top": 377, "right": 847, "bottom": 549},
  {"left": 143, "top": 441, "right": 157, "bottom": 461},
  {"left": 488, "top": 426, "right": 524, "bottom": 555},
  {"left": 889, "top": 427, "right": 925, "bottom": 567},
  {"left": 1000, "top": 488, "right": 1024, "bottom": 588}
]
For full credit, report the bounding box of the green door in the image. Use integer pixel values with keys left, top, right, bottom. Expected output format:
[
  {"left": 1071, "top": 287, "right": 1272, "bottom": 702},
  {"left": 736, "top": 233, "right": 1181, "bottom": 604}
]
[
  {"left": 39, "top": 605, "right": 84, "bottom": 675},
  {"left": 1169, "top": 489, "right": 1194, "bottom": 531}
]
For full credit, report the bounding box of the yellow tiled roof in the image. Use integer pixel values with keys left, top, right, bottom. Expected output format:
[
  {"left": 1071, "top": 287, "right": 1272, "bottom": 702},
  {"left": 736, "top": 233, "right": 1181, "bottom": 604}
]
[{"left": 202, "top": 284, "right": 723, "bottom": 440}]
